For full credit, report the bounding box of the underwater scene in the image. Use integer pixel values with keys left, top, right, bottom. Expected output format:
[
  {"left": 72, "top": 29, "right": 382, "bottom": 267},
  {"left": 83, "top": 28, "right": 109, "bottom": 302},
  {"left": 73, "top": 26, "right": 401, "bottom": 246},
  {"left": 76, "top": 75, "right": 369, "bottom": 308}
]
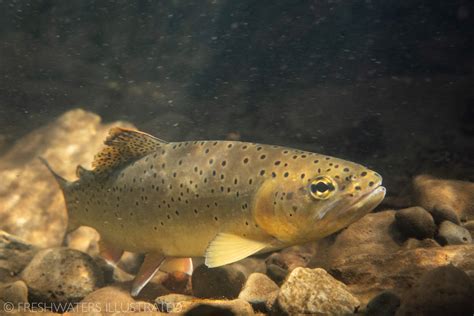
[{"left": 0, "top": 1, "right": 473, "bottom": 315}]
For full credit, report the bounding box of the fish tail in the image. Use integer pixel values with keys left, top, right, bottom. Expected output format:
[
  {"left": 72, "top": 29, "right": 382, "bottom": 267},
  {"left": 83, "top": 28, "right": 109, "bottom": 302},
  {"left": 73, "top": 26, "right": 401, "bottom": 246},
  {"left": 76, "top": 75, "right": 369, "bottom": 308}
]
[{"left": 39, "top": 157, "right": 80, "bottom": 233}]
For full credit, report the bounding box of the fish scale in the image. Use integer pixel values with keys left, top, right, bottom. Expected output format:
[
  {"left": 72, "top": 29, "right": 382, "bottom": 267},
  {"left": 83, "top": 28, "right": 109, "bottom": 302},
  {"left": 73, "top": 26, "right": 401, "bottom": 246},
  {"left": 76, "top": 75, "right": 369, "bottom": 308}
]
[{"left": 42, "top": 127, "right": 386, "bottom": 296}]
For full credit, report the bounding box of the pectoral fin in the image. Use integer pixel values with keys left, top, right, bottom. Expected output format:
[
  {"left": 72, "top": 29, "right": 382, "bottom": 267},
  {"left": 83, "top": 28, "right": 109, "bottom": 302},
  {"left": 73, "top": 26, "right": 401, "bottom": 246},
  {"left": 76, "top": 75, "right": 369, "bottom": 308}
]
[
  {"left": 160, "top": 257, "right": 193, "bottom": 275},
  {"left": 131, "top": 252, "right": 165, "bottom": 297},
  {"left": 205, "top": 233, "right": 271, "bottom": 268}
]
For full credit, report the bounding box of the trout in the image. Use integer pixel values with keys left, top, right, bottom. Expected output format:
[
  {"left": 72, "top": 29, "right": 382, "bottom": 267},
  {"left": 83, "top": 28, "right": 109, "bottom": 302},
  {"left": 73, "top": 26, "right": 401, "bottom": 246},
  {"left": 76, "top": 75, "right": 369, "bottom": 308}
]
[{"left": 42, "top": 127, "right": 385, "bottom": 296}]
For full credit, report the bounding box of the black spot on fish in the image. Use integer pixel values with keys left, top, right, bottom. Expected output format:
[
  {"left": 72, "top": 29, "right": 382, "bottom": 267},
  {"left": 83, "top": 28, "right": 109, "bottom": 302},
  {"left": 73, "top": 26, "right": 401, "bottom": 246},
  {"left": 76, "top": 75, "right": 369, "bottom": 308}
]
[
  {"left": 284, "top": 172, "right": 289, "bottom": 178},
  {"left": 274, "top": 161, "right": 281, "bottom": 166}
]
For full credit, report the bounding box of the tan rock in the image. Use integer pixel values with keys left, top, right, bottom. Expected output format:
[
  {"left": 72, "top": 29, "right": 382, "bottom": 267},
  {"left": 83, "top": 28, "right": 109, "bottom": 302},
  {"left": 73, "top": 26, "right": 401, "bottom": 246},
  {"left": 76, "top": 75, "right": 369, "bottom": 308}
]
[
  {"left": 65, "top": 226, "right": 100, "bottom": 256},
  {"left": 177, "top": 298, "right": 254, "bottom": 315},
  {"left": 329, "top": 244, "right": 474, "bottom": 306},
  {"left": 77, "top": 286, "right": 156, "bottom": 314},
  {"left": 276, "top": 267, "right": 360, "bottom": 315},
  {"left": 0, "top": 280, "right": 29, "bottom": 307},
  {"left": 0, "top": 109, "right": 134, "bottom": 247},
  {"left": 154, "top": 294, "right": 194, "bottom": 312},
  {"left": 238, "top": 272, "right": 279, "bottom": 312},
  {"left": 413, "top": 175, "right": 474, "bottom": 221},
  {"left": 325, "top": 210, "right": 402, "bottom": 266}
]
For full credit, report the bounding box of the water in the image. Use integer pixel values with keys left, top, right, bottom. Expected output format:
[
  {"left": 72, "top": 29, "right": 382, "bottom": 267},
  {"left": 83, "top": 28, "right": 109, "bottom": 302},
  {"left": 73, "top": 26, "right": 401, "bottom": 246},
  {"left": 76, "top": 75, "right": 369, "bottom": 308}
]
[{"left": 0, "top": 1, "right": 473, "bottom": 314}]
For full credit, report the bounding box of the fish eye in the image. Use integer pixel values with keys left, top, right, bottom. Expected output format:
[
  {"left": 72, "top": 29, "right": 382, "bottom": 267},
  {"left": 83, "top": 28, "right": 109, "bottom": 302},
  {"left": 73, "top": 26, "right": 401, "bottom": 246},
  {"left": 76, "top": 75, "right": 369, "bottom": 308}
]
[{"left": 309, "top": 176, "right": 336, "bottom": 200}]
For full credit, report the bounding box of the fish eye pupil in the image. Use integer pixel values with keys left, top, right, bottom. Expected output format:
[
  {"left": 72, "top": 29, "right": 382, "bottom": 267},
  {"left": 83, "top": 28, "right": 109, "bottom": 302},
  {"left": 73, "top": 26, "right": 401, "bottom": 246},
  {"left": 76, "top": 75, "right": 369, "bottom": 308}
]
[{"left": 311, "top": 181, "right": 329, "bottom": 193}]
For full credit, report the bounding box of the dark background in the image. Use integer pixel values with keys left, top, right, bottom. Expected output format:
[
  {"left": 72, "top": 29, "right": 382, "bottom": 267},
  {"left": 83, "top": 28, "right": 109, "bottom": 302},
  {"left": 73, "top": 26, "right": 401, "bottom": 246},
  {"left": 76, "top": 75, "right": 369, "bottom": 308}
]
[{"left": 0, "top": 0, "right": 473, "bottom": 197}]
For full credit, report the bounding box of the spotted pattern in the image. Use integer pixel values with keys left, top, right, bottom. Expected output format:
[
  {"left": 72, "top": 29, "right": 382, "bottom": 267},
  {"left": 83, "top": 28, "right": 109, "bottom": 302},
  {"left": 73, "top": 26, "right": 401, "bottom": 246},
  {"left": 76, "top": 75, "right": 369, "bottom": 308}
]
[{"left": 67, "top": 135, "right": 381, "bottom": 257}]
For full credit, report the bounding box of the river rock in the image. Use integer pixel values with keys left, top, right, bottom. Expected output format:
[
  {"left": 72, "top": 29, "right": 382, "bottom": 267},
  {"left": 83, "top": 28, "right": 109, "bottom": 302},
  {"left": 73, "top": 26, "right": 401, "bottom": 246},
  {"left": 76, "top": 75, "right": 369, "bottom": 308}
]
[
  {"left": 265, "top": 245, "right": 314, "bottom": 284},
  {"left": 0, "top": 109, "right": 134, "bottom": 247},
  {"left": 329, "top": 244, "right": 474, "bottom": 306},
  {"left": 429, "top": 206, "right": 461, "bottom": 225},
  {"left": 322, "top": 211, "right": 402, "bottom": 267},
  {"left": 396, "top": 265, "right": 474, "bottom": 316},
  {"left": 65, "top": 227, "right": 100, "bottom": 256},
  {"left": 365, "top": 291, "right": 400, "bottom": 316},
  {"left": 276, "top": 267, "right": 360, "bottom": 315},
  {"left": 437, "top": 221, "right": 472, "bottom": 245},
  {"left": 192, "top": 264, "right": 246, "bottom": 299},
  {"left": 192, "top": 258, "right": 265, "bottom": 299},
  {"left": 0, "top": 230, "right": 38, "bottom": 278},
  {"left": 395, "top": 206, "right": 436, "bottom": 239},
  {"left": 21, "top": 247, "right": 104, "bottom": 304},
  {"left": 180, "top": 299, "right": 254, "bottom": 315},
  {"left": 413, "top": 175, "right": 474, "bottom": 222},
  {"left": 78, "top": 286, "right": 156, "bottom": 313},
  {"left": 402, "top": 238, "right": 440, "bottom": 250},
  {"left": 238, "top": 272, "right": 279, "bottom": 312},
  {"left": 0, "top": 280, "right": 29, "bottom": 307},
  {"left": 463, "top": 220, "right": 474, "bottom": 237},
  {"left": 155, "top": 294, "right": 194, "bottom": 312}
]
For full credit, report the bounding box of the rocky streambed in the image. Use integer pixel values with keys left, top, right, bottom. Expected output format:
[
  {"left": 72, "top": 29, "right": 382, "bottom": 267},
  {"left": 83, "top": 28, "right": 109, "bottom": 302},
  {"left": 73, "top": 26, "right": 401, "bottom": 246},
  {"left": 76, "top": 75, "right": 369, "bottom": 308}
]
[{"left": 0, "top": 109, "right": 473, "bottom": 315}]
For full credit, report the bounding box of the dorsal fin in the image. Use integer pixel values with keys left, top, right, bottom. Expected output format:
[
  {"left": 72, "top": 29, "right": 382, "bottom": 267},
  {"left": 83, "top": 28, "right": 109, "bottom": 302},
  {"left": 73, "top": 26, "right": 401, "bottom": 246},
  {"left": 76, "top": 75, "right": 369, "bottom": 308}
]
[{"left": 92, "top": 127, "right": 167, "bottom": 174}]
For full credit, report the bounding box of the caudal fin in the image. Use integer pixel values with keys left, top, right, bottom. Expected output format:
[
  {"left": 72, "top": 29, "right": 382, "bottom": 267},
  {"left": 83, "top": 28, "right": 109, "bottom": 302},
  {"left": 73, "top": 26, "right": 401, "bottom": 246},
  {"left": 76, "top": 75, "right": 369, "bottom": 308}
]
[{"left": 39, "top": 157, "right": 80, "bottom": 233}]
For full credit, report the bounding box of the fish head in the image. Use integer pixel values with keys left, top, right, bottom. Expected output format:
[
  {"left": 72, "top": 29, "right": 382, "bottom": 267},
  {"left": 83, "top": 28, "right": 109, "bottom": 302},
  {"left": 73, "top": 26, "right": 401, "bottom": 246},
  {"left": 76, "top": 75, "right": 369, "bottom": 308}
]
[{"left": 253, "top": 157, "right": 386, "bottom": 245}]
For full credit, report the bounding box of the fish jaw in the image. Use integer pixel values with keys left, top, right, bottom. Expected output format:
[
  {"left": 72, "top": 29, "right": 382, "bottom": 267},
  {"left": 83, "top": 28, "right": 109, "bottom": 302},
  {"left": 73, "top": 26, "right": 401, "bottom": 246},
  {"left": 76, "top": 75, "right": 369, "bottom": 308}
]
[{"left": 307, "top": 184, "right": 386, "bottom": 240}]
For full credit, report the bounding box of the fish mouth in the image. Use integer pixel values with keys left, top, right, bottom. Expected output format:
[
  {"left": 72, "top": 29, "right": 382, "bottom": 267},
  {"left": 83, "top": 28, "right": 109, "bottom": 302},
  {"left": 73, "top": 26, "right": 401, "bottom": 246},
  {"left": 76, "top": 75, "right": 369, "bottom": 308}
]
[
  {"left": 316, "top": 184, "right": 386, "bottom": 222},
  {"left": 345, "top": 185, "right": 386, "bottom": 215}
]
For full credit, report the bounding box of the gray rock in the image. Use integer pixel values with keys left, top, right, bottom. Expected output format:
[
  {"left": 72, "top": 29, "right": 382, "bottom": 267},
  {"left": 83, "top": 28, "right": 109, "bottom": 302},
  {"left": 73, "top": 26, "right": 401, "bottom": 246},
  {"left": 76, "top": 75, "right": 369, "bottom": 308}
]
[
  {"left": 192, "top": 264, "right": 246, "bottom": 299},
  {"left": 276, "top": 267, "right": 360, "bottom": 315},
  {"left": 396, "top": 265, "right": 474, "bottom": 316},
  {"left": 0, "top": 230, "right": 38, "bottom": 278},
  {"left": 395, "top": 206, "right": 436, "bottom": 239},
  {"left": 0, "top": 280, "right": 29, "bottom": 306},
  {"left": 266, "top": 263, "right": 288, "bottom": 285},
  {"left": 463, "top": 220, "right": 474, "bottom": 237},
  {"left": 21, "top": 247, "right": 104, "bottom": 304},
  {"left": 238, "top": 272, "right": 279, "bottom": 312},
  {"left": 366, "top": 291, "right": 400, "bottom": 316},
  {"left": 429, "top": 206, "right": 460, "bottom": 225},
  {"left": 265, "top": 245, "right": 314, "bottom": 282},
  {"left": 437, "top": 221, "right": 472, "bottom": 245}
]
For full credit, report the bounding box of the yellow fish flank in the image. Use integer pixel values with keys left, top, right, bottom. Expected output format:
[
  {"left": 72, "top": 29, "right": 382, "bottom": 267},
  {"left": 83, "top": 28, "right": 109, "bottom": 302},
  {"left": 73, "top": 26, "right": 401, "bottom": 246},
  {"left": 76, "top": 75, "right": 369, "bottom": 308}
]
[{"left": 42, "top": 127, "right": 386, "bottom": 296}]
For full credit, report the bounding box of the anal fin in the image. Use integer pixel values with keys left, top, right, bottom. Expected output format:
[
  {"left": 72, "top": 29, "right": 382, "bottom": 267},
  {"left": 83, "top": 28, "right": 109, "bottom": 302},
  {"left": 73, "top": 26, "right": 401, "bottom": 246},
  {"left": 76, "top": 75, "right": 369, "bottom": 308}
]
[
  {"left": 131, "top": 252, "right": 165, "bottom": 297},
  {"left": 205, "top": 233, "right": 272, "bottom": 268}
]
